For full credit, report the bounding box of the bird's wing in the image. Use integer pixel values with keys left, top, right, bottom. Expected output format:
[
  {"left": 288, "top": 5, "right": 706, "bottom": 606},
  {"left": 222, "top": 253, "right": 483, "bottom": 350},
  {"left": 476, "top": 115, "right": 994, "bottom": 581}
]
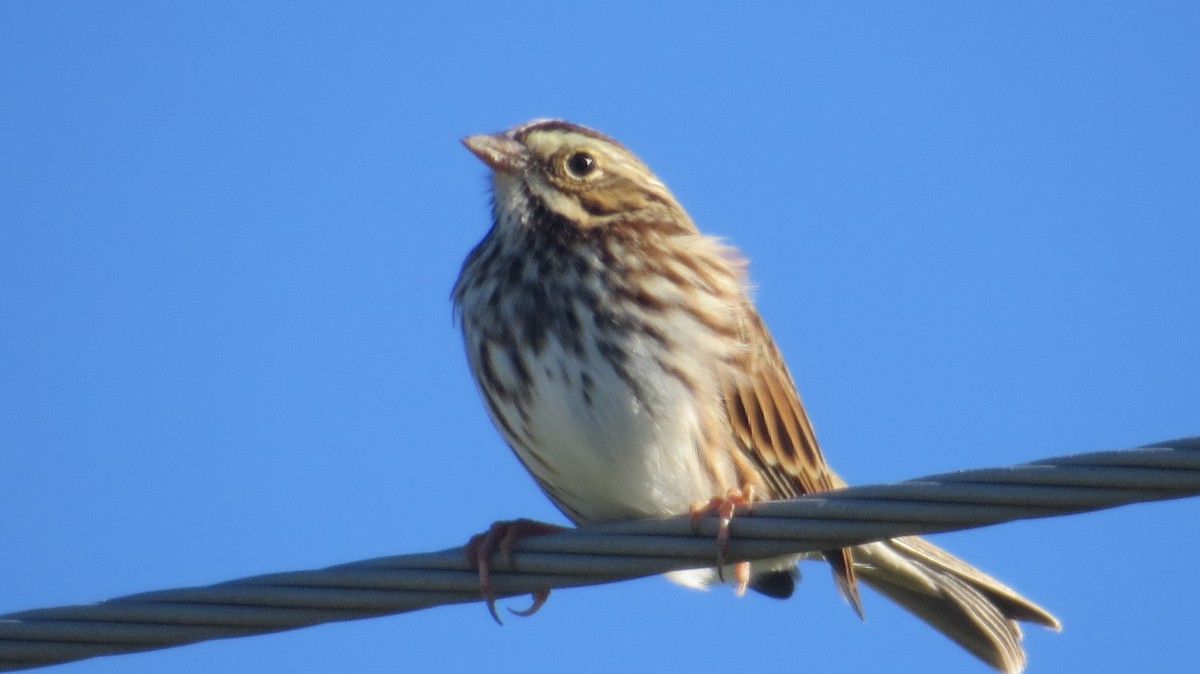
[{"left": 722, "top": 309, "right": 862, "bottom": 615}]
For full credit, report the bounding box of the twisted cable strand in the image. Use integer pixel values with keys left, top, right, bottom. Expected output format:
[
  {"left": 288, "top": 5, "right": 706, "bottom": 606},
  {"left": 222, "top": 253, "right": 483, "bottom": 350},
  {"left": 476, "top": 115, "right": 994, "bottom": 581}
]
[{"left": 2, "top": 437, "right": 1198, "bottom": 671}]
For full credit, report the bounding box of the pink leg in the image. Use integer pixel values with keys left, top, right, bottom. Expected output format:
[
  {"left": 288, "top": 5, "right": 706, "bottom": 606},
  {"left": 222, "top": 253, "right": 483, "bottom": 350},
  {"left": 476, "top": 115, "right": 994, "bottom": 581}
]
[
  {"left": 690, "top": 487, "right": 757, "bottom": 595},
  {"left": 464, "top": 518, "right": 566, "bottom": 623}
]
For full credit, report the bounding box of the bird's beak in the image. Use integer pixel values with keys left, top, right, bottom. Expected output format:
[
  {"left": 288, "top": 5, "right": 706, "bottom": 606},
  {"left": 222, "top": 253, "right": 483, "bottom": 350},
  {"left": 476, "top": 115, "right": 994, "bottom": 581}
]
[{"left": 461, "top": 133, "right": 527, "bottom": 174}]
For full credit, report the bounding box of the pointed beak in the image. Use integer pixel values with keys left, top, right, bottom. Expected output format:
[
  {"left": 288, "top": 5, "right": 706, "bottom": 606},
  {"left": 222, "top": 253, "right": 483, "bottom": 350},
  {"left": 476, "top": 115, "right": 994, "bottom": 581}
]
[{"left": 461, "top": 133, "right": 527, "bottom": 174}]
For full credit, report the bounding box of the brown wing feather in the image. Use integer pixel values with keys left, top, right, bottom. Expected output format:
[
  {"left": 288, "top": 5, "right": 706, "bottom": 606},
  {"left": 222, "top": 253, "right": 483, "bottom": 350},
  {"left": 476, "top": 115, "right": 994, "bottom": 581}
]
[{"left": 723, "top": 310, "right": 863, "bottom": 616}]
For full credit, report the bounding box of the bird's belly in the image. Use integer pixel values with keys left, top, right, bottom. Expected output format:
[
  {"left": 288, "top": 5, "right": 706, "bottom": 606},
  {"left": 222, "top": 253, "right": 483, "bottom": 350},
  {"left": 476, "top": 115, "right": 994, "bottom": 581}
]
[{"left": 513, "top": 339, "right": 716, "bottom": 524}]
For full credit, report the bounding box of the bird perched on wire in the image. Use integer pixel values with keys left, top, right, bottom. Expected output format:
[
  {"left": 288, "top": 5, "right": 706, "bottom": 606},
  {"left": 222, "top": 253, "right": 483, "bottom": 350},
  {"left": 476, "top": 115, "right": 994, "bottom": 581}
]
[{"left": 453, "top": 118, "right": 1059, "bottom": 673}]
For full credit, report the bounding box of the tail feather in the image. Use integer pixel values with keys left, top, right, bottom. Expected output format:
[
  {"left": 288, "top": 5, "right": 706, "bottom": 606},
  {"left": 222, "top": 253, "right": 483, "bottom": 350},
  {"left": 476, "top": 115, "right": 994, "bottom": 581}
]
[
  {"left": 824, "top": 547, "right": 864, "bottom": 619},
  {"left": 853, "top": 536, "right": 1059, "bottom": 674},
  {"left": 885, "top": 536, "right": 1060, "bottom": 629}
]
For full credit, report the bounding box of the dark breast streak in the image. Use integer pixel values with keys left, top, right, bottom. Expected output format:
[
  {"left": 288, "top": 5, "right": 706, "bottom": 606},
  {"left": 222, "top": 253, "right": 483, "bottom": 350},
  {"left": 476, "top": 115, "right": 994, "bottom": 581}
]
[{"left": 454, "top": 181, "right": 766, "bottom": 511}]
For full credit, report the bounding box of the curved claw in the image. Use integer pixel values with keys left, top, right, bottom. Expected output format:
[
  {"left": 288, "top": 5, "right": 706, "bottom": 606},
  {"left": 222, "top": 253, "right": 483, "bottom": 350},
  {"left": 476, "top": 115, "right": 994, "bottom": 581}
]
[
  {"left": 691, "top": 487, "right": 756, "bottom": 595},
  {"left": 465, "top": 527, "right": 505, "bottom": 624},
  {"left": 464, "top": 519, "right": 566, "bottom": 623},
  {"left": 508, "top": 588, "right": 551, "bottom": 617}
]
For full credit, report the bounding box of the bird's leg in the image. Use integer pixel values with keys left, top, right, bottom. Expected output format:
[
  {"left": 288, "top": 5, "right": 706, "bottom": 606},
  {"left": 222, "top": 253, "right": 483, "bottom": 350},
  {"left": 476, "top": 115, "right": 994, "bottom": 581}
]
[
  {"left": 690, "top": 486, "right": 757, "bottom": 595},
  {"left": 464, "top": 518, "right": 566, "bottom": 623}
]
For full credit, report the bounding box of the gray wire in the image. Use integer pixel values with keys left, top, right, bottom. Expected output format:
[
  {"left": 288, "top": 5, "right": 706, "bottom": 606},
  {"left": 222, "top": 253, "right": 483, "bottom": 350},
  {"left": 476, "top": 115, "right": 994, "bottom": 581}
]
[{"left": 2, "top": 437, "right": 1198, "bottom": 671}]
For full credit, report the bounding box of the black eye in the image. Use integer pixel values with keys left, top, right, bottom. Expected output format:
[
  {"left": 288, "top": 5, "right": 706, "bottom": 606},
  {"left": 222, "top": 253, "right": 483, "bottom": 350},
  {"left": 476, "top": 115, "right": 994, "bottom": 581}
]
[{"left": 565, "top": 151, "right": 596, "bottom": 177}]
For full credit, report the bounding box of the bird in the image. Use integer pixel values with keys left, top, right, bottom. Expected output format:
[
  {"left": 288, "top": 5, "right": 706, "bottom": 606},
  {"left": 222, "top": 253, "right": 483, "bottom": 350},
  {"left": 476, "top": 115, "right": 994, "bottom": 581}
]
[{"left": 452, "top": 118, "right": 1059, "bottom": 673}]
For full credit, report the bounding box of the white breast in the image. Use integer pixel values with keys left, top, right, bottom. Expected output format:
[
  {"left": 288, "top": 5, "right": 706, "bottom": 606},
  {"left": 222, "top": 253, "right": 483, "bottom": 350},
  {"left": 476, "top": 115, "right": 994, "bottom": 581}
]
[
  {"left": 467, "top": 317, "right": 716, "bottom": 524},
  {"left": 455, "top": 173, "right": 751, "bottom": 525}
]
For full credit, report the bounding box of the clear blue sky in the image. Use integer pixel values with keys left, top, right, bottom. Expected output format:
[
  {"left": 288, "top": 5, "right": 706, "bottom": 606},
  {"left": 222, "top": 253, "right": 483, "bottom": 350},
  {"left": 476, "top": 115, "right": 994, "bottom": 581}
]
[{"left": 2, "top": 4, "right": 1198, "bottom": 673}]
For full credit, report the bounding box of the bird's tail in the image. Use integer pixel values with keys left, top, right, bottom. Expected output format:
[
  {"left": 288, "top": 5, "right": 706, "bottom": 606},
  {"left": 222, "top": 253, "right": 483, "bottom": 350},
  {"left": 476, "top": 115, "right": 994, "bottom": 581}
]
[{"left": 852, "top": 536, "right": 1060, "bottom": 674}]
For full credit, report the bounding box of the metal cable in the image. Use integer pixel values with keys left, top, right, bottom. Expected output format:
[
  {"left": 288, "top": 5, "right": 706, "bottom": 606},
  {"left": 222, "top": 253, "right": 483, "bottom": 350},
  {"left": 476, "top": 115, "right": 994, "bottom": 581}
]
[{"left": 2, "top": 436, "right": 1198, "bottom": 671}]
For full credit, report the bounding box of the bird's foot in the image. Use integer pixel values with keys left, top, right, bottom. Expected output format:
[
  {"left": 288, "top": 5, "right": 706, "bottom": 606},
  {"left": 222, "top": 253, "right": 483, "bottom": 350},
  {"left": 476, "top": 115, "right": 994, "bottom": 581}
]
[
  {"left": 464, "top": 518, "right": 565, "bottom": 623},
  {"left": 690, "top": 487, "right": 757, "bottom": 595}
]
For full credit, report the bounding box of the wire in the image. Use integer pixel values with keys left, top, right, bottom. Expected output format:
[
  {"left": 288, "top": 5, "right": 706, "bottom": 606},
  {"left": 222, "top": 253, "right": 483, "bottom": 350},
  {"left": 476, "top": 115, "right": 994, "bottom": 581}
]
[{"left": 2, "top": 436, "right": 1198, "bottom": 671}]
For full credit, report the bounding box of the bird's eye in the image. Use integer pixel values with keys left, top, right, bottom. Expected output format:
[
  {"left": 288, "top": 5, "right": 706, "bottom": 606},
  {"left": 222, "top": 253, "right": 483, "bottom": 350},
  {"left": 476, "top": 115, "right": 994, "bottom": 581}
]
[{"left": 565, "top": 151, "right": 596, "bottom": 178}]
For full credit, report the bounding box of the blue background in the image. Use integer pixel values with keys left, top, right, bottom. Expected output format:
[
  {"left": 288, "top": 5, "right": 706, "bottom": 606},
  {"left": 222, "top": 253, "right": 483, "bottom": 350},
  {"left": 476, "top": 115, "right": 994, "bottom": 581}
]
[{"left": 2, "top": 4, "right": 1198, "bottom": 673}]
